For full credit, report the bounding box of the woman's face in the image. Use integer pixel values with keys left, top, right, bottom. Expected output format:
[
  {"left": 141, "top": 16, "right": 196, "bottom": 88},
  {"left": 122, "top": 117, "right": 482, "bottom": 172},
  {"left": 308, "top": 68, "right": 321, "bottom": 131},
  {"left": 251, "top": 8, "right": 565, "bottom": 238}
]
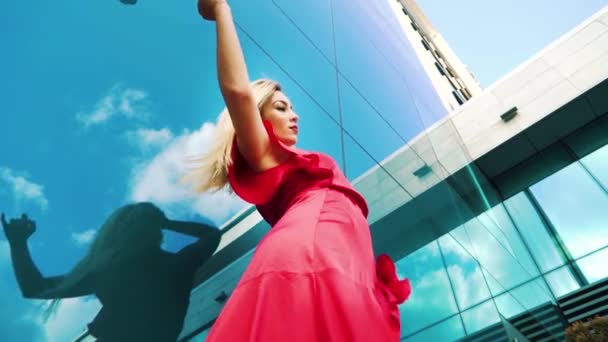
[{"left": 261, "top": 91, "right": 299, "bottom": 146}]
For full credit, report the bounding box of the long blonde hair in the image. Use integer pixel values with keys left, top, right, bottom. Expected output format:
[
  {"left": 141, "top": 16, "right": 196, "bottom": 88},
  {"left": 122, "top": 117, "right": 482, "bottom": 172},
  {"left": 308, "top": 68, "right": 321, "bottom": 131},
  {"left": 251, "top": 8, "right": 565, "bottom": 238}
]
[{"left": 185, "top": 79, "right": 281, "bottom": 193}]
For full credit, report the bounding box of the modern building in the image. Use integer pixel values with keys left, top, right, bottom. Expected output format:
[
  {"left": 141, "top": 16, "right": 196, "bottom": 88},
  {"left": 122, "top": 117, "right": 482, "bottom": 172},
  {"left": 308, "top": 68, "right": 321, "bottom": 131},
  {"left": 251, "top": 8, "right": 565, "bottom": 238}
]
[
  {"left": 389, "top": 0, "right": 483, "bottom": 111},
  {"left": 74, "top": 1, "right": 608, "bottom": 341}
]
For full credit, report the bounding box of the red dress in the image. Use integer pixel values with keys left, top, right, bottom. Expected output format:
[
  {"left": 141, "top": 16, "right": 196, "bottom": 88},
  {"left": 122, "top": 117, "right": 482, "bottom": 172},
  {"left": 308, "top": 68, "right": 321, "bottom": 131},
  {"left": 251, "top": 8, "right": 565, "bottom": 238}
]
[{"left": 206, "top": 121, "right": 411, "bottom": 341}]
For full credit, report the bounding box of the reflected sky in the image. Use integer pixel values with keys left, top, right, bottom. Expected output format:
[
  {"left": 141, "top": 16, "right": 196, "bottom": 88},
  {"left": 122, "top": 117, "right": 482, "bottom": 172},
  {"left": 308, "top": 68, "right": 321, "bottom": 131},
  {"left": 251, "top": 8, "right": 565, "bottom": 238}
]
[{"left": 396, "top": 146, "right": 608, "bottom": 339}]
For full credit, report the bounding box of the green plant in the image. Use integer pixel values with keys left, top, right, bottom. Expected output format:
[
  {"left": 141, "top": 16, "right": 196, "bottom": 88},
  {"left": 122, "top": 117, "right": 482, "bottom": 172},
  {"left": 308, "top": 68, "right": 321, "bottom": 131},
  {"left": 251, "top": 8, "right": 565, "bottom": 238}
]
[{"left": 565, "top": 315, "right": 608, "bottom": 342}]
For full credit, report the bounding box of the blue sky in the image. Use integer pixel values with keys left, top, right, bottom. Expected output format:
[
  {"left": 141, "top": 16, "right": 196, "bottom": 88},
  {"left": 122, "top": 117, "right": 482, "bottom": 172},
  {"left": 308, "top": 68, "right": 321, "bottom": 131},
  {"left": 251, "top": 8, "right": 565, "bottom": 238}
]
[
  {"left": 416, "top": 0, "right": 608, "bottom": 86},
  {"left": 1, "top": 0, "right": 606, "bottom": 341}
]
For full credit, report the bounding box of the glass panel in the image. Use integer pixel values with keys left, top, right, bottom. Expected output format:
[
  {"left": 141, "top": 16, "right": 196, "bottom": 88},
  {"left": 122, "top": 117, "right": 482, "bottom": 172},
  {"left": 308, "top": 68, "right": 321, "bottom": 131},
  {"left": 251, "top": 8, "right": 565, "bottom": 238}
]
[
  {"left": 580, "top": 144, "right": 608, "bottom": 189},
  {"left": 339, "top": 73, "right": 407, "bottom": 179},
  {"left": 577, "top": 247, "right": 608, "bottom": 284},
  {"left": 478, "top": 204, "right": 540, "bottom": 278},
  {"left": 439, "top": 234, "right": 492, "bottom": 310},
  {"left": 396, "top": 241, "right": 459, "bottom": 337},
  {"left": 454, "top": 209, "right": 541, "bottom": 296},
  {"left": 545, "top": 266, "right": 581, "bottom": 298},
  {"left": 231, "top": 0, "right": 339, "bottom": 120},
  {"left": 349, "top": 145, "right": 413, "bottom": 225},
  {"left": 272, "top": 0, "right": 335, "bottom": 63},
  {"left": 495, "top": 278, "right": 553, "bottom": 319},
  {"left": 406, "top": 315, "right": 466, "bottom": 342},
  {"left": 332, "top": 0, "right": 448, "bottom": 181},
  {"left": 530, "top": 163, "right": 608, "bottom": 258},
  {"left": 504, "top": 193, "right": 566, "bottom": 272},
  {"left": 461, "top": 300, "right": 500, "bottom": 335}
]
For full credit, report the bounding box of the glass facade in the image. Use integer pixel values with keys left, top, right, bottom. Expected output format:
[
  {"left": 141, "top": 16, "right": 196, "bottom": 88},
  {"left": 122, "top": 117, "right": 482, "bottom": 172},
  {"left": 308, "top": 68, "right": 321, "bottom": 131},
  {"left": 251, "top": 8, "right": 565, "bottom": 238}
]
[
  {"left": 396, "top": 144, "right": 608, "bottom": 340},
  {"left": 2, "top": 0, "right": 606, "bottom": 340},
  {"left": 224, "top": 0, "right": 447, "bottom": 186}
]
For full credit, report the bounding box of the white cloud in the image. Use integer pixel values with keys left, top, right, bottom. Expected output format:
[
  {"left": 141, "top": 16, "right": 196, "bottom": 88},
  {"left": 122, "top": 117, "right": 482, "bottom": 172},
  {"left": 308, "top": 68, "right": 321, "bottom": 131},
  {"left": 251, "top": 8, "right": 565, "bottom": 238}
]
[
  {"left": 128, "top": 122, "right": 245, "bottom": 225},
  {"left": 71, "top": 229, "right": 96, "bottom": 247},
  {"left": 118, "top": 89, "right": 147, "bottom": 117},
  {"left": 77, "top": 85, "right": 148, "bottom": 128},
  {"left": 0, "top": 167, "right": 48, "bottom": 210},
  {"left": 41, "top": 298, "right": 101, "bottom": 342},
  {"left": 126, "top": 128, "right": 174, "bottom": 151}
]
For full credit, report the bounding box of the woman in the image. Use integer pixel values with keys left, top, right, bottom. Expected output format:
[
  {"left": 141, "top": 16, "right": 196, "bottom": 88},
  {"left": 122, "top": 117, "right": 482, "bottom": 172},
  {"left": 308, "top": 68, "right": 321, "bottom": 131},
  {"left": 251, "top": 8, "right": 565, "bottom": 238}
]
[
  {"left": 1, "top": 202, "right": 220, "bottom": 341},
  {"left": 190, "top": 1, "right": 411, "bottom": 341}
]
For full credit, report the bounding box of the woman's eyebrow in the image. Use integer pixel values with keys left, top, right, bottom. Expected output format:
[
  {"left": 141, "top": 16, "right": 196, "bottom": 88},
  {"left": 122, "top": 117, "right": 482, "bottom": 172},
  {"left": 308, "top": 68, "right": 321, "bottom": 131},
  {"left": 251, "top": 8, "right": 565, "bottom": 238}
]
[{"left": 273, "top": 100, "right": 293, "bottom": 109}]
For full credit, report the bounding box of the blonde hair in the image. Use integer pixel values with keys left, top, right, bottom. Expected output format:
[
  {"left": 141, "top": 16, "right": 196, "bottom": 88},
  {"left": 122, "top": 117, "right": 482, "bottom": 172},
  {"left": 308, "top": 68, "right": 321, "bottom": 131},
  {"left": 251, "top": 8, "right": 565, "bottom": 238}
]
[{"left": 185, "top": 78, "right": 281, "bottom": 193}]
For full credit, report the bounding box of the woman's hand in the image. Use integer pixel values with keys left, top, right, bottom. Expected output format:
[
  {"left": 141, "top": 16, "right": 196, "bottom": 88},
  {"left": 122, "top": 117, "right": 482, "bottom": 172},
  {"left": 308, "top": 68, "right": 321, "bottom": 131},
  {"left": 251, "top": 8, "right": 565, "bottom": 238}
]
[
  {"left": 1, "top": 213, "right": 36, "bottom": 243},
  {"left": 198, "top": 0, "right": 228, "bottom": 21}
]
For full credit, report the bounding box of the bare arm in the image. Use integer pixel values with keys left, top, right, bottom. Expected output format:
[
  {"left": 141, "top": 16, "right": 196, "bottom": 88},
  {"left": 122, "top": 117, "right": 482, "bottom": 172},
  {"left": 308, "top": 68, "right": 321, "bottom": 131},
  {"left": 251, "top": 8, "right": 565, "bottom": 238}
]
[
  {"left": 202, "top": 1, "right": 271, "bottom": 168},
  {"left": 167, "top": 220, "right": 222, "bottom": 268},
  {"left": 2, "top": 214, "right": 94, "bottom": 299},
  {"left": 166, "top": 219, "right": 221, "bottom": 242}
]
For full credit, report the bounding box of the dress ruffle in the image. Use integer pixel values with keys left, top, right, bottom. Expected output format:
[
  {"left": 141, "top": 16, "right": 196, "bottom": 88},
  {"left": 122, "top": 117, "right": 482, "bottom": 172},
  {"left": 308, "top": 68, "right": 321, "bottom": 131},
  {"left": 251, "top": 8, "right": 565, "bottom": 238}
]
[
  {"left": 376, "top": 254, "right": 412, "bottom": 328},
  {"left": 228, "top": 120, "right": 333, "bottom": 205}
]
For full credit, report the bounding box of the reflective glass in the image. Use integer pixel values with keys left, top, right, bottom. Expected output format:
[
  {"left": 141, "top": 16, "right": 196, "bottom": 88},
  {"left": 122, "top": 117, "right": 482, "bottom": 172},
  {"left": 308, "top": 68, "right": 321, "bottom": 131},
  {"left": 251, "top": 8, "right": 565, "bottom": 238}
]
[
  {"left": 461, "top": 300, "right": 500, "bottom": 335},
  {"left": 504, "top": 193, "right": 566, "bottom": 272},
  {"left": 544, "top": 266, "right": 581, "bottom": 298},
  {"left": 478, "top": 204, "right": 539, "bottom": 278},
  {"left": 454, "top": 211, "right": 539, "bottom": 296},
  {"left": 340, "top": 84, "right": 405, "bottom": 179},
  {"left": 396, "top": 241, "right": 459, "bottom": 336},
  {"left": 332, "top": 0, "right": 447, "bottom": 179},
  {"left": 580, "top": 144, "right": 608, "bottom": 189},
  {"left": 530, "top": 162, "right": 608, "bottom": 258},
  {"left": 406, "top": 316, "right": 466, "bottom": 342},
  {"left": 439, "top": 234, "right": 492, "bottom": 310},
  {"left": 495, "top": 278, "right": 553, "bottom": 318},
  {"left": 577, "top": 247, "right": 608, "bottom": 284},
  {"left": 272, "top": 0, "right": 335, "bottom": 62},
  {"left": 231, "top": 0, "right": 339, "bottom": 120}
]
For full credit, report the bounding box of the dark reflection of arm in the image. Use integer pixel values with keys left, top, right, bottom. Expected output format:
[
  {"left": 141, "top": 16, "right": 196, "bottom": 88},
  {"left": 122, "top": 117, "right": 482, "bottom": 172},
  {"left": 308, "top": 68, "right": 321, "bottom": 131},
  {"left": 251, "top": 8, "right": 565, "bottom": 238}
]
[
  {"left": 167, "top": 220, "right": 222, "bottom": 267},
  {"left": 8, "top": 239, "right": 94, "bottom": 299}
]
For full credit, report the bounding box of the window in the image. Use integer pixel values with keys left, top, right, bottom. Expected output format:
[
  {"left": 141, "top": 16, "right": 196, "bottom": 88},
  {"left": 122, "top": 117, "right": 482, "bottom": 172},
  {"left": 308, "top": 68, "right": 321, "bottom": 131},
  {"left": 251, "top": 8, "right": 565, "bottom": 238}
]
[
  {"left": 396, "top": 241, "right": 460, "bottom": 337},
  {"left": 452, "top": 91, "right": 464, "bottom": 105},
  {"left": 421, "top": 39, "right": 431, "bottom": 51},
  {"left": 530, "top": 162, "right": 608, "bottom": 259},
  {"left": 446, "top": 66, "right": 456, "bottom": 78},
  {"left": 577, "top": 247, "right": 608, "bottom": 284},
  {"left": 459, "top": 89, "right": 470, "bottom": 100},
  {"left": 435, "top": 62, "right": 446, "bottom": 76}
]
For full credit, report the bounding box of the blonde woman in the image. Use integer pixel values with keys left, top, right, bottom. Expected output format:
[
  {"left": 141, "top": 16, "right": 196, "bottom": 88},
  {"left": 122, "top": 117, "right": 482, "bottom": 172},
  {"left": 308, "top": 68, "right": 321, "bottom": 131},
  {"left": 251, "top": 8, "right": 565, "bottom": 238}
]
[{"left": 193, "top": 1, "right": 411, "bottom": 340}]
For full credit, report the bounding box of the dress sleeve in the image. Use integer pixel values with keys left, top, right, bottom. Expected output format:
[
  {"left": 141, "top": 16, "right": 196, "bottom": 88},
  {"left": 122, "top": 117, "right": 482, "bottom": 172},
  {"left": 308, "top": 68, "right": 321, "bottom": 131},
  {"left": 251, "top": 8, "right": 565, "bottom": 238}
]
[{"left": 227, "top": 121, "right": 293, "bottom": 205}]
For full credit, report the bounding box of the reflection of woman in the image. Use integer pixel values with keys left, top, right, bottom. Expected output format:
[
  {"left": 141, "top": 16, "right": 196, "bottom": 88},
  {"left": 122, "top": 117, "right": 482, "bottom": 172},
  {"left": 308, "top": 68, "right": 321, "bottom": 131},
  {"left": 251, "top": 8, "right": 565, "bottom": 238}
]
[
  {"left": 1, "top": 203, "right": 221, "bottom": 342},
  {"left": 188, "top": 1, "right": 411, "bottom": 341}
]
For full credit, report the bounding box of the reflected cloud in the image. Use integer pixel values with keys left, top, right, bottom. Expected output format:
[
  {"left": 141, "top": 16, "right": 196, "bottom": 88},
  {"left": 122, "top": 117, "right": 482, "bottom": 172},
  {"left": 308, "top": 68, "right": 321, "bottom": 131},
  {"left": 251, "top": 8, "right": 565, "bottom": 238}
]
[
  {"left": 71, "top": 229, "right": 96, "bottom": 247},
  {"left": 0, "top": 167, "right": 48, "bottom": 210},
  {"left": 39, "top": 297, "right": 101, "bottom": 342},
  {"left": 128, "top": 122, "right": 245, "bottom": 225}
]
